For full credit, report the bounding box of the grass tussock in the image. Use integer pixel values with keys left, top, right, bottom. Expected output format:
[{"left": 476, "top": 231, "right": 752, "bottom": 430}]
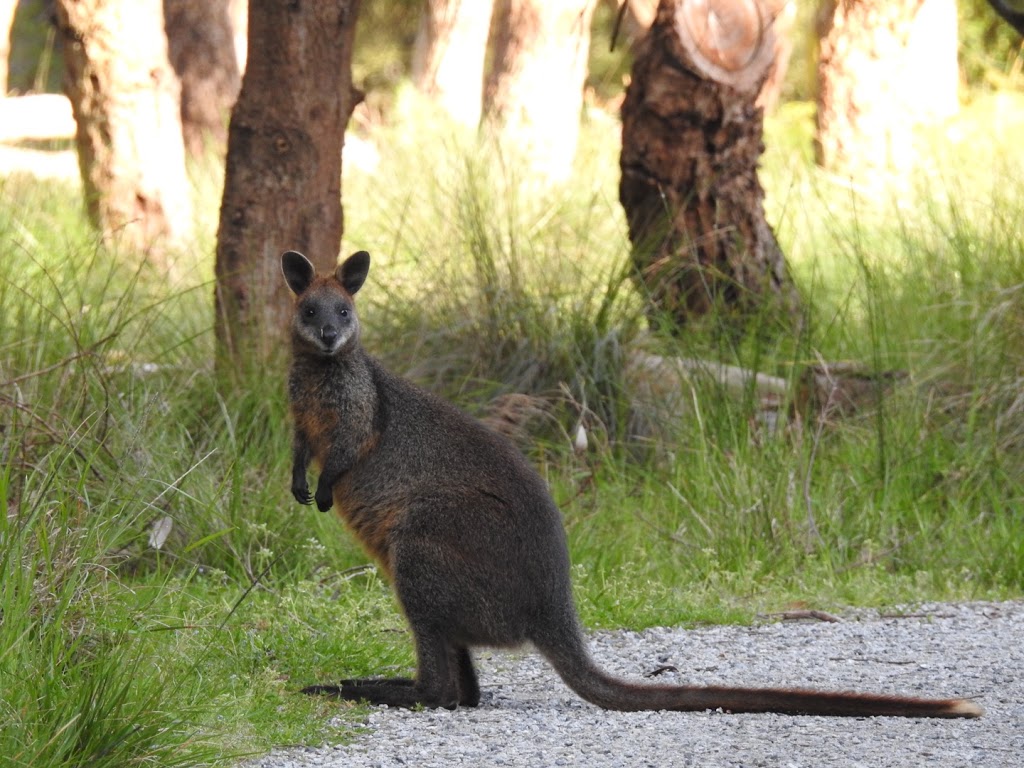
[{"left": 2, "top": 92, "right": 1024, "bottom": 760}]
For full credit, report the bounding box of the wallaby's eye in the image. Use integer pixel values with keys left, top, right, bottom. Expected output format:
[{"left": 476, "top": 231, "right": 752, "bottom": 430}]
[
  {"left": 340, "top": 309, "right": 349, "bottom": 318},
  {"left": 305, "top": 307, "right": 316, "bottom": 317}
]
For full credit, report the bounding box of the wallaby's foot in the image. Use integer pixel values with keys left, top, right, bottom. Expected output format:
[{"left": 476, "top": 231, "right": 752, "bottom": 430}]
[
  {"left": 303, "top": 677, "right": 416, "bottom": 692},
  {"left": 301, "top": 646, "right": 480, "bottom": 708},
  {"left": 301, "top": 677, "right": 480, "bottom": 709}
]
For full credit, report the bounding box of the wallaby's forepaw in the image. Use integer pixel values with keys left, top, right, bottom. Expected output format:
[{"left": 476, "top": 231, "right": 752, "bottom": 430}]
[
  {"left": 314, "top": 483, "right": 334, "bottom": 512},
  {"left": 292, "top": 484, "right": 314, "bottom": 506}
]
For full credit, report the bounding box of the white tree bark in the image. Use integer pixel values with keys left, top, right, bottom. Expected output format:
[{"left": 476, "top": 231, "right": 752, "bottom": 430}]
[
  {"left": 412, "top": 0, "right": 495, "bottom": 128},
  {"left": 485, "top": 0, "right": 599, "bottom": 184},
  {"left": 1, "top": 0, "right": 17, "bottom": 95},
  {"left": 55, "top": 0, "right": 192, "bottom": 253},
  {"left": 816, "top": 0, "right": 959, "bottom": 176},
  {"left": 229, "top": 0, "right": 247, "bottom": 75}
]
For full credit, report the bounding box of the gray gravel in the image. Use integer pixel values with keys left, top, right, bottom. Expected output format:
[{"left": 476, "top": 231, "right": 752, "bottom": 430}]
[{"left": 248, "top": 601, "right": 1023, "bottom": 767}]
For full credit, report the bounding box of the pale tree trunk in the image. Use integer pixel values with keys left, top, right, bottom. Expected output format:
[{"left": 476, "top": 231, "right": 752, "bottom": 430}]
[
  {"left": 816, "top": 0, "right": 959, "bottom": 175},
  {"left": 1, "top": 0, "right": 16, "bottom": 95},
  {"left": 164, "top": 0, "right": 241, "bottom": 157},
  {"left": 214, "top": 0, "right": 361, "bottom": 370},
  {"left": 755, "top": 0, "right": 795, "bottom": 112},
  {"left": 229, "top": 0, "right": 247, "bottom": 75},
  {"left": 620, "top": 0, "right": 658, "bottom": 30},
  {"left": 619, "top": 0, "right": 797, "bottom": 330},
  {"left": 412, "top": 0, "right": 494, "bottom": 128},
  {"left": 54, "top": 0, "right": 192, "bottom": 254},
  {"left": 484, "top": 0, "right": 598, "bottom": 184}
]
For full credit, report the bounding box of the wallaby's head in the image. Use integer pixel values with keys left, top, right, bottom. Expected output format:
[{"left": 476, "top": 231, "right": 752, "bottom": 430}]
[{"left": 282, "top": 250, "right": 370, "bottom": 356}]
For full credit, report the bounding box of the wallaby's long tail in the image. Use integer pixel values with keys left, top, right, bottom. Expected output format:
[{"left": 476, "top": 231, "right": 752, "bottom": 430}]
[{"left": 537, "top": 636, "right": 983, "bottom": 718}]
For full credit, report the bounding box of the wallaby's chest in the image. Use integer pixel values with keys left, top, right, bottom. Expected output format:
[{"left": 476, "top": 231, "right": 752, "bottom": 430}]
[
  {"left": 291, "top": 393, "right": 336, "bottom": 463},
  {"left": 289, "top": 364, "right": 376, "bottom": 465}
]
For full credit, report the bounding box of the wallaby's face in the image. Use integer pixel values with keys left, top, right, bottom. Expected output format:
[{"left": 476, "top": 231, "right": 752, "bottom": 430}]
[{"left": 282, "top": 250, "right": 371, "bottom": 356}]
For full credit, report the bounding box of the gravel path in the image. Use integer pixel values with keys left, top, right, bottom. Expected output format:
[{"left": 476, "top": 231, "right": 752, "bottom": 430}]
[{"left": 249, "top": 601, "right": 1023, "bottom": 767}]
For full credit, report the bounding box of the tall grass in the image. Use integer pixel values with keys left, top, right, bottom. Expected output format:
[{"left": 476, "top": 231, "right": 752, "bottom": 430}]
[
  {"left": 0, "top": 181, "right": 226, "bottom": 764},
  {"left": 0, "top": 446, "right": 221, "bottom": 766},
  {"left": 1, "top": 93, "right": 1023, "bottom": 761}
]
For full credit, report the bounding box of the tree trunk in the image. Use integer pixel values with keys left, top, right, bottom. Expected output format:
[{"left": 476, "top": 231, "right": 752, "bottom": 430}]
[
  {"left": 621, "top": 0, "right": 658, "bottom": 30},
  {"left": 611, "top": 0, "right": 794, "bottom": 112},
  {"left": 54, "top": 0, "right": 192, "bottom": 254},
  {"left": 484, "top": 0, "right": 598, "bottom": 184},
  {"left": 1, "top": 0, "right": 16, "bottom": 95},
  {"left": 214, "top": 0, "right": 361, "bottom": 370},
  {"left": 412, "top": 0, "right": 494, "bottom": 128},
  {"left": 755, "top": 0, "right": 795, "bottom": 112},
  {"left": 816, "top": 0, "right": 959, "bottom": 175},
  {"left": 619, "top": 0, "right": 796, "bottom": 329},
  {"left": 164, "top": 0, "right": 241, "bottom": 157},
  {"left": 229, "top": 0, "right": 247, "bottom": 76}
]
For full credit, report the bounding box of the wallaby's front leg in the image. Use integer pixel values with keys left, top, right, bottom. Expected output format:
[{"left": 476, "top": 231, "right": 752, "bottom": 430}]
[
  {"left": 291, "top": 433, "right": 313, "bottom": 506},
  {"left": 314, "top": 443, "right": 359, "bottom": 512}
]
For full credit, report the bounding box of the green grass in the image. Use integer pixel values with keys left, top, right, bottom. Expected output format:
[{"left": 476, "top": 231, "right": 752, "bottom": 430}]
[{"left": 3, "top": 91, "right": 1024, "bottom": 763}]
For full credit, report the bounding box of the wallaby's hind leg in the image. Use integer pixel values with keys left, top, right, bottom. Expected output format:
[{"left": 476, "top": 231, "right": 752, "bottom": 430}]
[
  {"left": 302, "top": 632, "right": 478, "bottom": 709},
  {"left": 303, "top": 648, "right": 478, "bottom": 707},
  {"left": 454, "top": 646, "right": 480, "bottom": 707}
]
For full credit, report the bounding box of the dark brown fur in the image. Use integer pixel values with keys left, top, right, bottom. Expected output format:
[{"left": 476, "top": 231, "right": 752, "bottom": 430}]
[{"left": 282, "top": 250, "right": 982, "bottom": 718}]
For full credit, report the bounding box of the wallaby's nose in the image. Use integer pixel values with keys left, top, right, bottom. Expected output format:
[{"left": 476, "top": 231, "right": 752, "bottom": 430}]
[{"left": 320, "top": 326, "right": 339, "bottom": 344}]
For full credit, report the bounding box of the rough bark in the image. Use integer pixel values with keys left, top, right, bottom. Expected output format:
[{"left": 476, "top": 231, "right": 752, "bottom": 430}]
[
  {"left": 54, "top": 0, "right": 192, "bottom": 253},
  {"left": 484, "top": 0, "right": 598, "bottom": 183},
  {"left": 164, "top": 0, "right": 241, "bottom": 156},
  {"left": 816, "top": 0, "right": 959, "bottom": 175},
  {"left": 619, "top": 0, "right": 796, "bottom": 329},
  {"left": 1, "top": 0, "right": 16, "bottom": 95},
  {"left": 412, "top": 0, "right": 495, "bottom": 128},
  {"left": 214, "top": 0, "right": 361, "bottom": 370}
]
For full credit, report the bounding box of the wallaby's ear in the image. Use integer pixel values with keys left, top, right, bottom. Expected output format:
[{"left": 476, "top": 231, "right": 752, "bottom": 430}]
[
  {"left": 337, "top": 251, "right": 371, "bottom": 296},
  {"left": 282, "top": 251, "right": 316, "bottom": 295}
]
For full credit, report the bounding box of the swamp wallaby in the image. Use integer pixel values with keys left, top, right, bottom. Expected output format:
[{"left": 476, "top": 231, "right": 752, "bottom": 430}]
[{"left": 282, "top": 249, "right": 982, "bottom": 718}]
